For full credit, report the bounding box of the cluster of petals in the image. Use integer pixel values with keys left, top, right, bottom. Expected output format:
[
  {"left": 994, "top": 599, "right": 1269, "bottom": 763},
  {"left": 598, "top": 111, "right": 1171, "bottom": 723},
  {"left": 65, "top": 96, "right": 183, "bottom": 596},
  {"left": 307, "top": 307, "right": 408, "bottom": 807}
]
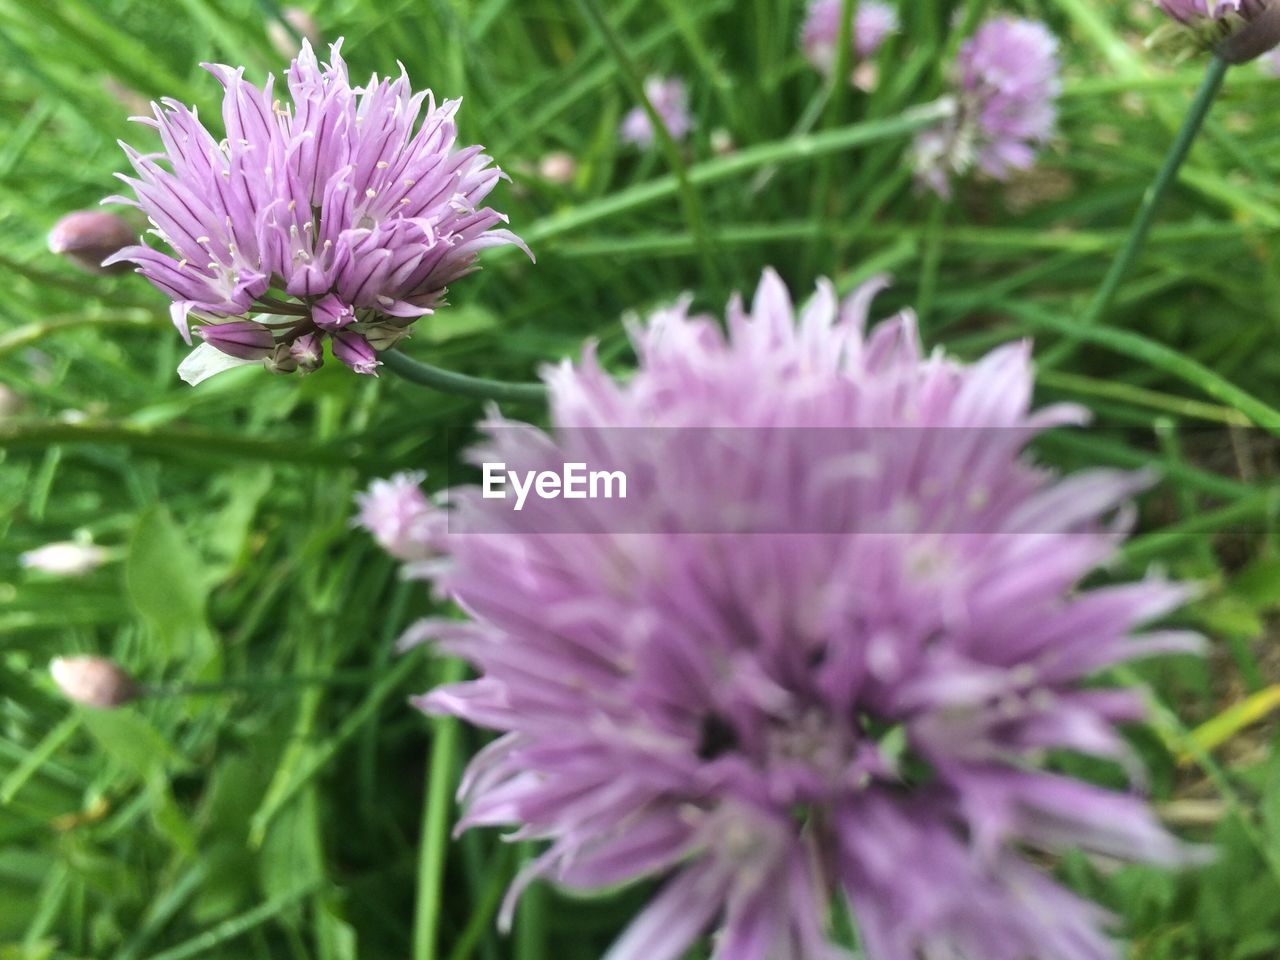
[
  {"left": 362, "top": 269, "right": 1203, "bottom": 960},
  {"left": 800, "top": 0, "right": 899, "bottom": 81},
  {"left": 619, "top": 76, "right": 694, "bottom": 149},
  {"left": 105, "top": 40, "right": 527, "bottom": 382},
  {"left": 913, "top": 16, "right": 1060, "bottom": 197}
]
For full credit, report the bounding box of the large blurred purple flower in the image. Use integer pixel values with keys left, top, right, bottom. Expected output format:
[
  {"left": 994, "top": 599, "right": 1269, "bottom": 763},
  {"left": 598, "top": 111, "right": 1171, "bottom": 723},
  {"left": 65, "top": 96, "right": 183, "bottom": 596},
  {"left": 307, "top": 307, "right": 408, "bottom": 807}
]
[
  {"left": 801, "top": 0, "right": 899, "bottom": 79},
  {"left": 619, "top": 76, "right": 694, "bottom": 149},
  {"left": 105, "top": 40, "right": 528, "bottom": 381},
  {"left": 913, "top": 17, "right": 1060, "bottom": 197},
  {"left": 363, "top": 269, "right": 1205, "bottom": 959}
]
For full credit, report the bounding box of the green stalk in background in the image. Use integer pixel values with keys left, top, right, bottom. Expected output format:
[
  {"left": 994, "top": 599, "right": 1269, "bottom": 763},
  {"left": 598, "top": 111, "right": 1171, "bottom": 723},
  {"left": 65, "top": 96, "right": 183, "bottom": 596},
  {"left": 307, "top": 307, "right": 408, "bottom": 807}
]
[
  {"left": 414, "top": 657, "right": 469, "bottom": 960},
  {"left": 1043, "top": 54, "right": 1230, "bottom": 367},
  {"left": 575, "top": 0, "right": 721, "bottom": 285}
]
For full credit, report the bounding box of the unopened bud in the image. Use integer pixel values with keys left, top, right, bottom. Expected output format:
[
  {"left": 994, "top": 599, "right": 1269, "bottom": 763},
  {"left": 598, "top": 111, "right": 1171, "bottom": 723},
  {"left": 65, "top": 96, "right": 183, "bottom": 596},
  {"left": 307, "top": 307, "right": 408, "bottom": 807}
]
[
  {"left": 47, "top": 211, "right": 136, "bottom": 275},
  {"left": 0, "top": 384, "right": 24, "bottom": 419},
  {"left": 538, "top": 151, "right": 577, "bottom": 185},
  {"left": 312, "top": 294, "right": 355, "bottom": 331},
  {"left": 361, "top": 320, "right": 412, "bottom": 351},
  {"left": 332, "top": 331, "right": 381, "bottom": 376},
  {"left": 196, "top": 320, "right": 276, "bottom": 360},
  {"left": 50, "top": 656, "right": 139, "bottom": 708},
  {"left": 268, "top": 7, "right": 323, "bottom": 58},
  {"left": 264, "top": 343, "right": 300, "bottom": 374},
  {"left": 1220, "top": 1, "right": 1280, "bottom": 63},
  {"left": 289, "top": 333, "right": 325, "bottom": 373},
  {"left": 20, "top": 541, "right": 110, "bottom": 576},
  {"left": 709, "top": 128, "right": 735, "bottom": 157}
]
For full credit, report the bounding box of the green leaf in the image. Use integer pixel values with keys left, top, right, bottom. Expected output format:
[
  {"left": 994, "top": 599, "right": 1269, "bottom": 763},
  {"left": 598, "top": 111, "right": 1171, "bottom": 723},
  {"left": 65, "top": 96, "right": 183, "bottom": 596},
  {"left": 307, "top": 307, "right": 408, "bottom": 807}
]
[{"left": 125, "top": 505, "right": 211, "bottom": 659}]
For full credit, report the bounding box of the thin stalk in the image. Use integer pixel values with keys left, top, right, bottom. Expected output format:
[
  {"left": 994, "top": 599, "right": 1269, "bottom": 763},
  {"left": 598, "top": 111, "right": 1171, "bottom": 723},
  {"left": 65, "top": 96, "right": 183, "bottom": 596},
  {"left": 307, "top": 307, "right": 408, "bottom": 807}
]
[
  {"left": 1044, "top": 55, "right": 1229, "bottom": 366},
  {"left": 414, "top": 658, "right": 468, "bottom": 960},
  {"left": 916, "top": 197, "right": 946, "bottom": 325},
  {"left": 809, "top": 0, "right": 857, "bottom": 273},
  {"left": 576, "top": 0, "right": 720, "bottom": 283},
  {"left": 382, "top": 350, "right": 547, "bottom": 404}
]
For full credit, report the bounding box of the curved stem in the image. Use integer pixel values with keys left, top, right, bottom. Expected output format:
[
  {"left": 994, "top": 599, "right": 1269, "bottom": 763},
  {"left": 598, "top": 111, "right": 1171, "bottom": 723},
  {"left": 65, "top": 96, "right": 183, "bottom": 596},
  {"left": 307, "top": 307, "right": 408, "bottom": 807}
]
[
  {"left": 382, "top": 350, "right": 547, "bottom": 404},
  {"left": 1044, "top": 55, "right": 1228, "bottom": 366}
]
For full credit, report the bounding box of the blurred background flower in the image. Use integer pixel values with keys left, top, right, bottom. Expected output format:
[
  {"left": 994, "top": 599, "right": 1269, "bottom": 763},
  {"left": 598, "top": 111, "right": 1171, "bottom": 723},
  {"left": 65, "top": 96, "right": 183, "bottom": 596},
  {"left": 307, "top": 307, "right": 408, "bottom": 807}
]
[
  {"left": 619, "top": 75, "right": 694, "bottom": 148},
  {"left": 913, "top": 16, "right": 1060, "bottom": 197}
]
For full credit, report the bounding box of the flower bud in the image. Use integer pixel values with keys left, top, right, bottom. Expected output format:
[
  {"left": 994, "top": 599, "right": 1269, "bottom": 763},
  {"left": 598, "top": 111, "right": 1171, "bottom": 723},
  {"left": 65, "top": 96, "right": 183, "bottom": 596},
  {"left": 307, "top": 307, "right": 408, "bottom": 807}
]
[
  {"left": 1152, "top": 0, "right": 1280, "bottom": 63},
  {"left": 20, "top": 542, "right": 109, "bottom": 576},
  {"left": 196, "top": 320, "right": 276, "bottom": 360},
  {"left": 264, "top": 343, "right": 300, "bottom": 375},
  {"left": 538, "top": 151, "right": 577, "bottom": 185},
  {"left": 49, "top": 656, "right": 139, "bottom": 709},
  {"left": 289, "top": 333, "right": 324, "bottom": 374},
  {"left": 332, "top": 331, "right": 381, "bottom": 376},
  {"left": 0, "top": 384, "right": 24, "bottom": 419},
  {"left": 312, "top": 293, "right": 355, "bottom": 331},
  {"left": 47, "top": 211, "right": 136, "bottom": 275},
  {"left": 267, "top": 7, "right": 323, "bottom": 59},
  {"left": 361, "top": 320, "right": 412, "bottom": 351}
]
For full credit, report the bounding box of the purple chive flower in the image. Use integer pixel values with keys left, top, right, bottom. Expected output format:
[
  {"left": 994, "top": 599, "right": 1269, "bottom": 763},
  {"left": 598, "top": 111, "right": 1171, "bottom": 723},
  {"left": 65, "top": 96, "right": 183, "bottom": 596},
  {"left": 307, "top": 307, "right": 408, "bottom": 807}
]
[
  {"left": 105, "top": 39, "right": 530, "bottom": 382},
  {"left": 801, "top": 0, "right": 899, "bottom": 80},
  {"left": 47, "top": 211, "right": 136, "bottom": 275},
  {"left": 619, "top": 76, "right": 694, "bottom": 149},
  {"left": 354, "top": 471, "right": 444, "bottom": 563},
  {"left": 913, "top": 17, "right": 1060, "bottom": 198},
  {"left": 364, "top": 269, "right": 1205, "bottom": 960},
  {"left": 1152, "top": 0, "right": 1280, "bottom": 61}
]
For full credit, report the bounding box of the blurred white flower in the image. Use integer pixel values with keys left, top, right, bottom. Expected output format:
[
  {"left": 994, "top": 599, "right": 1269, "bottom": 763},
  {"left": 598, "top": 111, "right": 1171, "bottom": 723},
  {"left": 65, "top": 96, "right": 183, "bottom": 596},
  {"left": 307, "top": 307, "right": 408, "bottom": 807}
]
[{"left": 20, "top": 542, "right": 110, "bottom": 577}]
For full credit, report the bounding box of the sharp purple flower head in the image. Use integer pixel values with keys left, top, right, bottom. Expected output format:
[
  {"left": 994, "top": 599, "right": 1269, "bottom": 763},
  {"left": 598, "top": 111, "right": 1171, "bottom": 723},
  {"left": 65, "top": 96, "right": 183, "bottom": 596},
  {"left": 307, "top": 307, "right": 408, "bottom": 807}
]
[
  {"left": 913, "top": 17, "right": 1061, "bottom": 198},
  {"left": 364, "top": 269, "right": 1206, "bottom": 960},
  {"left": 104, "top": 39, "right": 531, "bottom": 382},
  {"left": 619, "top": 76, "right": 694, "bottom": 149}
]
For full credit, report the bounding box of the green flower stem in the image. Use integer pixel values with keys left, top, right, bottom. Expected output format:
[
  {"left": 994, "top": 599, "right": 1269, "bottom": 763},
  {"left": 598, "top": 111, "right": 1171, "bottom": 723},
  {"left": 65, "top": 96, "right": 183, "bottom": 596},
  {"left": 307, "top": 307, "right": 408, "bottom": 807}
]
[
  {"left": 382, "top": 350, "right": 547, "bottom": 404},
  {"left": 916, "top": 196, "right": 947, "bottom": 325},
  {"left": 414, "top": 657, "right": 468, "bottom": 960},
  {"left": 576, "top": 0, "right": 721, "bottom": 285},
  {"left": 808, "top": 0, "right": 857, "bottom": 258},
  {"left": 1044, "top": 54, "right": 1229, "bottom": 367}
]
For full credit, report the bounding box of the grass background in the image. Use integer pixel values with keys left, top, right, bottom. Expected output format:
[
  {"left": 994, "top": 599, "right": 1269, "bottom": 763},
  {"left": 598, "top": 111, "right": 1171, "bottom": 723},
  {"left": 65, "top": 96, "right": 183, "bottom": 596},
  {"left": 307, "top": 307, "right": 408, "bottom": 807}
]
[{"left": 2, "top": 0, "right": 1280, "bottom": 957}]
